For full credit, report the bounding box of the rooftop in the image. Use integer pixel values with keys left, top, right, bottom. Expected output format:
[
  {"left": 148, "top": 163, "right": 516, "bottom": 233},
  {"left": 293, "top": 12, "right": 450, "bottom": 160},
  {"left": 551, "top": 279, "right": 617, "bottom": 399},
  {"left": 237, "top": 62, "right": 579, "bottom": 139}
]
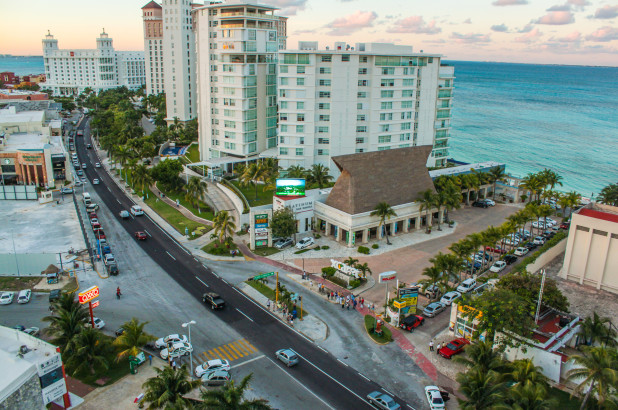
[
  {"left": 0, "top": 106, "right": 44, "bottom": 124},
  {"left": 429, "top": 161, "right": 505, "bottom": 178},
  {"left": 577, "top": 203, "right": 618, "bottom": 224},
  {"left": 284, "top": 42, "right": 441, "bottom": 57},
  {"left": 2, "top": 132, "right": 62, "bottom": 152},
  {"left": 0, "top": 89, "right": 47, "bottom": 98}
]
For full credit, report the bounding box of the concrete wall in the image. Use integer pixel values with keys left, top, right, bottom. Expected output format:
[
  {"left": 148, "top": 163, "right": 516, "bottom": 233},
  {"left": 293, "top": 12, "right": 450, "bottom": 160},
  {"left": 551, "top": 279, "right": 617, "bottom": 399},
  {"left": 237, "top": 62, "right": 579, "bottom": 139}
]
[
  {"left": 503, "top": 343, "right": 563, "bottom": 383},
  {"left": 0, "top": 371, "right": 45, "bottom": 410},
  {"left": 526, "top": 238, "right": 568, "bottom": 274},
  {"left": 216, "top": 182, "right": 247, "bottom": 225}
]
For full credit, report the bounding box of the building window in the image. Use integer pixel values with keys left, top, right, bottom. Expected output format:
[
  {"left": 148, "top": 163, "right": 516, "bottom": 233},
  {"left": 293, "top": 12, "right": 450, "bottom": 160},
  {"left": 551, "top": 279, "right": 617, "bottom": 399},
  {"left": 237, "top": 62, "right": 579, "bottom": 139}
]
[
  {"left": 296, "top": 125, "right": 304, "bottom": 133},
  {"left": 297, "top": 66, "right": 305, "bottom": 74},
  {"left": 356, "top": 137, "right": 365, "bottom": 144},
  {"left": 319, "top": 115, "right": 330, "bottom": 122},
  {"left": 380, "top": 124, "right": 390, "bottom": 132},
  {"left": 341, "top": 54, "right": 350, "bottom": 62},
  {"left": 319, "top": 79, "right": 331, "bottom": 86},
  {"left": 358, "top": 80, "right": 368, "bottom": 86},
  {"left": 381, "top": 79, "right": 395, "bottom": 87},
  {"left": 296, "top": 78, "right": 305, "bottom": 86},
  {"left": 280, "top": 77, "right": 289, "bottom": 85},
  {"left": 379, "top": 135, "right": 391, "bottom": 143},
  {"left": 380, "top": 102, "right": 393, "bottom": 109},
  {"left": 321, "top": 55, "right": 332, "bottom": 62},
  {"left": 296, "top": 148, "right": 304, "bottom": 156},
  {"left": 318, "top": 137, "right": 330, "bottom": 144},
  {"left": 357, "top": 114, "right": 366, "bottom": 121},
  {"left": 381, "top": 90, "right": 394, "bottom": 98},
  {"left": 381, "top": 67, "right": 395, "bottom": 75},
  {"left": 319, "top": 91, "right": 331, "bottom": 98},
  {"left": 280, "top": 65, "right": 288, "bottom": 73},
  {"left": 280, "top": 147, "right": 288, "bottom": 155},
  {"left": 358, "top": 68, "right": 367, "bottom": 75},
  {"left": 356, "top": 126, "right": 367, "bottom": 133},
  {"left": 357, "top": 92, "right": 367, "bottom": 98},
  {"left": 317, "top": 126, "right": 329, "bottom": 133},
  {"left": 317, "top": 149, "right": 329, "bottom": 155},
  {"left": 297, "top": 114, "right": 305, "bottom": 122},
  {"left": 297, "top": 102, "right": 304, "bottom": 109}
]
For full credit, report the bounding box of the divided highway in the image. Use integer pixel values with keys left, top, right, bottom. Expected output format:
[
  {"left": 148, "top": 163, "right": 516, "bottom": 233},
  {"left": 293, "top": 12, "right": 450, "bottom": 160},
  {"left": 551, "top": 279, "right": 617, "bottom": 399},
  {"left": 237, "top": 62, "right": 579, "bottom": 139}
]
[{"left": 73, "top": 117, "right": 418, "bottom": 410}]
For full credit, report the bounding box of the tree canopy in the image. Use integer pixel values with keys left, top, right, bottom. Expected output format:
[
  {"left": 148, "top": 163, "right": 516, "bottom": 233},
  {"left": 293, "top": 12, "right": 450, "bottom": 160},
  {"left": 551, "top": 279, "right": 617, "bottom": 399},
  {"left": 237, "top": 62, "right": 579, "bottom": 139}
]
[{"left": 271, "top": 207, "right": 297, "bottom": 239}]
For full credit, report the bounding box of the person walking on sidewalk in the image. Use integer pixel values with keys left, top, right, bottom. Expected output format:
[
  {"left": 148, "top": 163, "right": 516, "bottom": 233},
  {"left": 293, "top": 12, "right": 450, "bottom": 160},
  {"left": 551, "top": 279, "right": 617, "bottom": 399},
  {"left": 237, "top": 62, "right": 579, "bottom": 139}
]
[
  {"left": 429, "top": 340, "right": 434, "bottom": 351},
  {"left": 266, "top": 300, "right": 270, "bottom": 310},
  {"left": 353, "top": 299, "right": 357, "bottom": 310},
  {"left": 436, "top": 342, "right": 442, "bottom": 354}
]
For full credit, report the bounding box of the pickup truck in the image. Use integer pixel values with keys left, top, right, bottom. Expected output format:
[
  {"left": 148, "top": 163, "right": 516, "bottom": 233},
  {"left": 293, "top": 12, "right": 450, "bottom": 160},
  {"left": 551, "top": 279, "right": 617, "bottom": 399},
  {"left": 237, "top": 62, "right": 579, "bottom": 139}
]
[{"left": 202, "top": 292, "right": 225, "bottom": 310}]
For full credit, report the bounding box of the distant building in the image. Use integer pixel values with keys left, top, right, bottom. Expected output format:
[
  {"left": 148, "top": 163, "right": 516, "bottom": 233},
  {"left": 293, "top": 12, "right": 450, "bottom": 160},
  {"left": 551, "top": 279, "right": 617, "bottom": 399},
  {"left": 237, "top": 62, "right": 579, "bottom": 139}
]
[
  {"left": 560, "top": 203, "right": 618, "bottom": 294},
  {"left": 1, "top": 72, "right": 19, "bottom": 85},
  {"left": 0, "top": 326, "right": 70, "bottom": 408},
  {"left": 42, "top": 30, "right": 146, "bottom": 96},
  {"left": 0, "top": 89, "right": 48, "bottom": 101},
  {"left": 142, "top": 1, "right": 165, "bottom": 96},
  {"left": 276, "top": 42, "right": 454, "bottom": 176}
]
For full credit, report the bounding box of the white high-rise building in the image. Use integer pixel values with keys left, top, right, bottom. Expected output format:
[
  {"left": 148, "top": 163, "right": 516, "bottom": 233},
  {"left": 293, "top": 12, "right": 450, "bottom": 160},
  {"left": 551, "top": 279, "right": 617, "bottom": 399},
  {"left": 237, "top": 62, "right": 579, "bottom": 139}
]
[
  {"left": 194, "top": 0, "right": 287, "bottom": 162},
  {"left": 162, "top": 0, "right": 199, "bottom": 123},
  {"left": 142, "top": 1, "right": 164, "bottom": 96},
  {"left": 277, "top": 42, "right": 454, "bottom": 175},
  {"left": 42, "top": 31, "right": 145, "bottom": 96}
]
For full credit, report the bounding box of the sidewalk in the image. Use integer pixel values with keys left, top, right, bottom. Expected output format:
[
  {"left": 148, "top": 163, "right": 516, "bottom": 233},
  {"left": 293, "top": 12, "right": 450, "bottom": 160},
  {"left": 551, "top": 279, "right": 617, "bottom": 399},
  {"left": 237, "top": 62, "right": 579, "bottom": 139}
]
[
  {"left": 149, "top": 184, "right": 212, "bottom": 226},
  {"left": 183, "top": 166, "right": 240, "bottom": 226}
]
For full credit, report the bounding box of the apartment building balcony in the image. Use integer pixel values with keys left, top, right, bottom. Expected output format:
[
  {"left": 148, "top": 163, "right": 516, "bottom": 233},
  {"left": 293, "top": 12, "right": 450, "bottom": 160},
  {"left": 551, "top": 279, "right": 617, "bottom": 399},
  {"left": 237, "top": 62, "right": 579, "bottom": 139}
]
[
  {"left": 433, "top": 141, "right": 449, "bottom": 149},
  {"left": 436, "top": 111, "right": 451, "bottom": 120},
  {"left": 219, "top": 11, "right": 279, "bottom": 20},
  {"left": 437, "top": 90, "right": 452, "bottom": 98}
]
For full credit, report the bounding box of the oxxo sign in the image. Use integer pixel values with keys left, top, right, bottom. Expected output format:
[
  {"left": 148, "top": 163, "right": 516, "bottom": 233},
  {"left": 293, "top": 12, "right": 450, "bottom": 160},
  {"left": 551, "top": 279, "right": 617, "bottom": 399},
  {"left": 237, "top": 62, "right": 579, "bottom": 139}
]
[
  {"left": 379, "top": 271, "right": 397, "bottom": 283},
  {"left": 78, "top": 285, "right": 100, "bottom": 304}
]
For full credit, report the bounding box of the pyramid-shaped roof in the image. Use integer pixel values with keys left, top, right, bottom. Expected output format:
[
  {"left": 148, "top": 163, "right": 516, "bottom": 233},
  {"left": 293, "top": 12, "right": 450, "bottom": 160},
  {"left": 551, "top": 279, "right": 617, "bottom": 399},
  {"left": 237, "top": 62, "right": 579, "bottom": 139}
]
[
  {"left": 325, "top": 146, "right": 435, "bottom": 215},
  {"left": 142, "top": 0, "right": 162, "bottom": 9}
]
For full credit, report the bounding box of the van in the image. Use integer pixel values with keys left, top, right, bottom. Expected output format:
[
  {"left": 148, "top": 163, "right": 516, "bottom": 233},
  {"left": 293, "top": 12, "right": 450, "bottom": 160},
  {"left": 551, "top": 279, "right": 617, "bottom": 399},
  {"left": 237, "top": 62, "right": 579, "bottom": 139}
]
[
  {"left": 130, "top": 205, "right": 144, "bottom": 216},
  {"left": 83, "top": 192, "right": 91, "bottom": 205},
  {"left": 17, "top": 289, "right": 32, "bottom": 304}
]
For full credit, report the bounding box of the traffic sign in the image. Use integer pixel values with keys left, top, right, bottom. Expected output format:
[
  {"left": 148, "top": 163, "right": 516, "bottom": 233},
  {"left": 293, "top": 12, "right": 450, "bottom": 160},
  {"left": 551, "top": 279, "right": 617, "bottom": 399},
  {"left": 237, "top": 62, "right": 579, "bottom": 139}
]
[
  {"left": 91, "top": 300, "right": 100, "bottom": 308},
  {"left": 252, "top": 272, "right": 274, "bottom": 280}
]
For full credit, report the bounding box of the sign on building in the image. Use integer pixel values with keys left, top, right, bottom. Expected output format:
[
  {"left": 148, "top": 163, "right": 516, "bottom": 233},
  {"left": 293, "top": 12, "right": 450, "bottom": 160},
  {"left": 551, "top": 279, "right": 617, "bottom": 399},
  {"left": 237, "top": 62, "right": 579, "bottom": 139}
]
[
  {"left": 254, "top": 213, "right": 269, "bottom": 248},
  {"left": 331, "top": 259, "right": 361, "bottom": 279},
  {"left": 398, "top": 286, "right": 419, "bottom": 314}
]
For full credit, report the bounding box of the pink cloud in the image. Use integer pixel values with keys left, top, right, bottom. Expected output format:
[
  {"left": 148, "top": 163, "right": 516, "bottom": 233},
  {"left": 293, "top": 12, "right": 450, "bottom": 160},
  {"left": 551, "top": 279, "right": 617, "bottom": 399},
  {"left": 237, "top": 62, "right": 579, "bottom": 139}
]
[
  {"left": 387, "top": 16, "right": 441, "bottom": 34},
  {"left": 556, "top": 31, "right": 581, "bottom": 42},
  {"left": 267, "top": 0, "right": 308, "bottom": 16},
  {"left": 567, "top": 0, "right": 590, "bottom": 7},
  {"left": 586, "top": 26, "right": 618, "bottom": 42},
  {"left": 325, "top": 11, "right": 378, "bottom": 36},
  {"left": 515, "top": 27, "right": 543, "bottom": 43},
  {"left": 450, "top": 32, "right": 491, "bottom": 43},
  {"left": 594, "top": 5, "right": 618, "bottom": 19},
  {"left": 492, "top": 0, "right": 528, "bottom": 6},
  {"left": 536, "top": 11, "right": 575, "bottom": 25}
]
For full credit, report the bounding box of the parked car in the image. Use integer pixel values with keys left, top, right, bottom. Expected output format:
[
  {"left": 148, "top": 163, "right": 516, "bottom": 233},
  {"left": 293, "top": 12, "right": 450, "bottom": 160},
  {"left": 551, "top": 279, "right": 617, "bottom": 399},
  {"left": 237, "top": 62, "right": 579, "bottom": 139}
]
[
  {"left": 542, "top": 230, "right": 556, "bottom": 239},
  {"left": 423, "top": 283, "right": 442, "bottom": 300},
  {"left": 504, "top": 237, "right": 519, "bottom": 247},
  {"left": 400, "top": 314, "right": 425, "bottom": 331},
  {"left": 514, "top": 247, "right": 529, "bottom": 256},
  {"left": 76, "top": 170, "right": 83, "bottom": 176},
  {"left": 17, "top": 289, "right": 32, "bottom": 304},
  {"left": 23, "top": 327, "right": 40, "bottom": 336},
  {"left": 201, "top": 370, "right": 231, "bottom": 386},
  {"left": 115, "top": 328, "right": 125, "bottom": 337},
  {"left": 92, "top": 178, "right": 100, "bottom": 185},
  {"left": 155, "top": 334, "right": 188, "bottom": 349},
  {"left": 95, "top": 162, "right": 101, "bottom": 168},
  {"left": 202, "top": 292, "right": 225, "bottom": 310},
  {"left": 275, "top": 348, "right": 299, "bottom": 367},
  {"left": 424, "top": 385, "right": 446, "bottom": 409},
  {"left": 274, "top": 238, "right": 293, "bottom": 249},
  {"left": 438, "top": 338, "right": 470, "bottom": 359},
  {"left": 295, "top": 237, "right": 315, "bottom": 249},
  {"left": 160, "top": 341, "right": 193, "bottom": 360},
  {"left": 0, "top": 291, "right": 15, "bottom": 305},
  {"left": 472, "top": 201, "right": 488, "bottom": 208},
  {"left": 90, "top": 218, "right": 99, "bottom": 225},
  {"left": 366, "top": 391, "right": 401, "bottom": 410},
  {"left": 134, "top": 231, "right": 147, "bottom": 240},
  {"left": 560, "top": 222, "right": 570, "bottom": 230},
  {"left": 503, "top": 254, "right": 518, "bottom": 265},
  {"left": 489, "top": 261, "right": 507, "bottom": 273},
  {"left": 195, "top": 359, "right": 230, "bottom": 377},
  {"left": 476, "top": 251, "right": 493, "bottom": 261},
  {"left": 82, "top": 163, "right": 87, "bottom": 169},
  {"left": 457, "top": 278, "right": 477, "bottom": 294},
  {"left": 86, "top": 143, "right": 92, "bottom": 149},
  {"left": 104, "top": 253, "right": 115, "bottom": 265},
  {"left": 486, "top": 246, "right": 507, "bottom": 254},
  {"left": 423, "top": 302, "right": 445, "bottom": 318},
  {"left": 533, "top": 236, "right": 546, "bottom": 245},
  {"left": 482, "top": 198, "right": 496, "bottom": 206},
  {"left": 60, "top": 187, "right": 73, "bottom": 194},
  {"left": 524, "top": 242, "right": 538, "bottom": 250},
  {"left": 440, "top": 291, "right": 461, "bottom": 306},
  {"left": 90, "top": 317, "right": 105, "bottom": 329}
]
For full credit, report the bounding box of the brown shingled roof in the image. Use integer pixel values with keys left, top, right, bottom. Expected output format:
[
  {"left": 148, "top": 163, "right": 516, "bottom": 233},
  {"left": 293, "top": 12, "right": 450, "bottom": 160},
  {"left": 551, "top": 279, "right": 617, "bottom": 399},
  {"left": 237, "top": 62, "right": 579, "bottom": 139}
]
[
  {"left": 325, "top": 146, "right": 436, "bottom": 214},
  {"left": 142, "top": 0, "right": 162, "bottom": 9}
]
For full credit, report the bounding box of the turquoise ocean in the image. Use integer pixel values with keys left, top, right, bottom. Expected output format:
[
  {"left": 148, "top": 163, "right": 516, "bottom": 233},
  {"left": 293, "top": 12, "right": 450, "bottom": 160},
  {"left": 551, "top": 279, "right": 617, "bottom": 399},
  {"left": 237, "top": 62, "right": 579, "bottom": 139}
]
[{"left": 2, "top": 55, "right": 616, "bottom": 196}]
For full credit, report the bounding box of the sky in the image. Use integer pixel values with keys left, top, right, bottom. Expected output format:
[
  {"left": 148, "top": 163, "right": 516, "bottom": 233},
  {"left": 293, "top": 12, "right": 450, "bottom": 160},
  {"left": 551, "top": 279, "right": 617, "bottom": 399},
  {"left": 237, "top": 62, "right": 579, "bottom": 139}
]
[{"left": 0, "top": 0, "right": 617, "bottom": 65}]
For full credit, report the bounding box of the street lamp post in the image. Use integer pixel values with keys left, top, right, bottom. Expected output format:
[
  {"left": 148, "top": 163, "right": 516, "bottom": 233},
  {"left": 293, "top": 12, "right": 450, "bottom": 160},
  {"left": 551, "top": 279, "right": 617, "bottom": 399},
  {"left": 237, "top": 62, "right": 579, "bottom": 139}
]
[{"left": 182, "top": 320, "right": 196, "bottom": 377}]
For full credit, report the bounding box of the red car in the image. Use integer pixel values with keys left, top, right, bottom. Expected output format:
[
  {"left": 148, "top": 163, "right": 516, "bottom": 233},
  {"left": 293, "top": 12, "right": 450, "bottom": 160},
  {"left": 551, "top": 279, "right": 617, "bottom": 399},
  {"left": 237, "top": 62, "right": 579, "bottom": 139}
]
[
  {"left": 438, "top": 338, "right": 470, "bottom": 359},
  {"left": 95, "top": 229, "right": 106, "bottom": 240},
  {"left": 400, "top": 314, "right": 425, "bottom": 332},
  {"left": 560, "top": 222, "right": 570, "bottom": 230},
  {"left": 485, "top": 246, "right": 507, "bottom": 254},
  {"left": 89, "top": 212, "right": 97, "bottom": 220},
  {"left": 91, "top": 222, "right": 101, "bottom": 231},
  {"left": 134, "top": 231, "right": 147, "bottom": 240}
]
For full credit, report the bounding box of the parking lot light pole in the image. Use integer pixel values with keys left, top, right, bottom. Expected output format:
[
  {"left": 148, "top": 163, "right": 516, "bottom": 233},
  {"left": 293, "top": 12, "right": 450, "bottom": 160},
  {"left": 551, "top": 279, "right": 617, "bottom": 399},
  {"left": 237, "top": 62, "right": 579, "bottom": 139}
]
[{"left": 182, "top": 320, "right": 196, "bottom": 376}]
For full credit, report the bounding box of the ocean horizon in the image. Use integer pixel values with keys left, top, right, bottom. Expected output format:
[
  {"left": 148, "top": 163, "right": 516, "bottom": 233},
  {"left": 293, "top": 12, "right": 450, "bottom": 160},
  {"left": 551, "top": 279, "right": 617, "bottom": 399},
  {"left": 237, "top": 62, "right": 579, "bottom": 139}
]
[{"left": 1, "top": 55, "right": 616, "bottom": 196}]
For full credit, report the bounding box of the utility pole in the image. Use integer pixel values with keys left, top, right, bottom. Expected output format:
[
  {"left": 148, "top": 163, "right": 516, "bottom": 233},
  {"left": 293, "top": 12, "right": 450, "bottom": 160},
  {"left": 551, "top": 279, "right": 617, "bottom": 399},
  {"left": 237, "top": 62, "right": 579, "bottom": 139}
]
[
  {"left": 535, "top": 269, "right": 547, "bottom": 324},
  {"left": 275, "top": 271, "right": 279, "bottom": 304}
]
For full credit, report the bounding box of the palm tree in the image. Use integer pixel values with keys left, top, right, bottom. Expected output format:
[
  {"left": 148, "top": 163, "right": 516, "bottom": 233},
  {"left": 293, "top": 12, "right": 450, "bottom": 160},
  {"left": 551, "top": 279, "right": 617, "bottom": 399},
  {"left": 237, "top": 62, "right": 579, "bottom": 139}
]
[
  {"left": 457, "top": 368, "right": 507, "bottom": 410},
  {"left": 467, "top": 232, "right": 484, "bottom": 271},
  {"left": 538, "top": 204, "right": 554, "bottom": 234},
  {"left": 286, "top": 165, "right": 307, "bottom": 178},
  {"left": 509, "top": 359, "right": 548, "bottom": 388},
  {"left": 43, "top": 298, "right": 89, "bottom": 354},
  {"left": 113, "top": 318, "right": 156, "bottom": 361},
  {"left": 459, "top": 174, "right": 474, "bottom": 205},
  {"left": 64, "top": 327, "right": 110, "bottom": 376},
  {"left": 185, "top": 176, "right": 208, "bottom": 212},
  {"left": 565, "top": 191, "right": 582, "bottom": 219},
  {"left": 132, "top": 163, "right": 154, "bottom": 195},
  {"left": 454, "top": 340, "right": 509, "bottom": 375},
  {"left": 168, "top": 117, "right": 185, "bottom": 142},
  {"left": 344, "top": 257, "right": 359, "bottom": 267},
  {"left": 449, "top": 240, "right": 474, "bottom": 282},
  {"left": 597, "top": 183, "right": 618, "bottom": 206},
  {"left": 442, "top": 182, "right": 462, "bottom": 224},
  {"left": 579, "top": 313, "right": 617, "bottom": 347},
  {"left": 541, "top": 168, "right": 564, "bottom": 191},
  {"left": 417, "top": 189, "right": 437, "bottom": 233},
  {"left": 115, "top": 145, "right": 133, "bottom": 181},
  {"left": 429, "top": 252, "right": 461, "bottom": 286},
  {"left": 197, "top": 373, "right": 272, "bottom": 410},
  {"left": 509, "top": 381, "right": 557, "bottom": 410},
  {"left": 420, "top": 266, "right": 443, "bottom": 300},
  {"left": 240, "top": 162, "right": 268, "bottom": 200},
  {"left": 142, "top": 365, "right": 201, "bottom": 409},
  {"left": 213, "top": 210, "right": 236, "bottom": 243},
  {"left": 488, "top": 166, "right": 507, "bottom": 200},
  {"left": 355, "top": 262, "right": 372, "bottom": 278},
  {"left": 370, "top": 202, "right": 397, "bottom": 245},
  {"left": 566, "top": 346, "right": 618, "bottom": 409},
  {"left": 307, "top": 164, "right": 333, "bottom": 189},
  {"left": 520, "top": 173, "right": 543, "bottom": 203}
]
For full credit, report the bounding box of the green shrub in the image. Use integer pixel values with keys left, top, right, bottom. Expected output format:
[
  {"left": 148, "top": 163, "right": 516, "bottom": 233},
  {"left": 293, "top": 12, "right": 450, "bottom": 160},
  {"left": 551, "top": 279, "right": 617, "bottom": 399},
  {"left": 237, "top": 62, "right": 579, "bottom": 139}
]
[
  {"left": 321, "top": 267, "right": 336, "bottom": 276},
  {"left": 327, "top": 276, "right": 348, "bottom": 288},
  {"left": 349, "top": 279, "right": 361, "bottom": 288},
  {"left": 314, "top": 233, "right": 321, "bottom": 239},
  {"left": 321, "top": 245, "right": 330, "bottom": 250},
  {"left": 294, "top": 249, "right": 310, "bottom": 254},
  {"left": 313, "top": 246, "right": 321, "bottom": 251},
  {"left": 372, "top": 244, "right": 379, "bottom": 249},
  {"left": 358, "top": 246, "right": 370, "bottom": 255}
]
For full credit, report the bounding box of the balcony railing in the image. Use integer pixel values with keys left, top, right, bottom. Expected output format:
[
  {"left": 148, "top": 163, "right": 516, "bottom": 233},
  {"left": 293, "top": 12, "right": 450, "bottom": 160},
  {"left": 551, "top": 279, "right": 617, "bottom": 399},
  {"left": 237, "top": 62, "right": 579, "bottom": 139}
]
[{"left": 220, "top": 12, "right": 279, "bottom": 20}]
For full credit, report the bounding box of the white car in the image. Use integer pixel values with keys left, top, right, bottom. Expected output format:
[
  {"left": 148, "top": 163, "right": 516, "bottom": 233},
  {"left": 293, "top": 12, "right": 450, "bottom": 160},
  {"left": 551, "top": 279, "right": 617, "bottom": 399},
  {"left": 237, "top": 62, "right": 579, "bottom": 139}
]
[
  {"left": 532, "top": 221, "right": 547, "bottom": 229},
  {"left": 155, "top": 334, "right": 188, "bottom": 349},
  {"left": 23, "top": 327, "right": 40, "bottom": 336},
  {"left": 489, "top": 261, "right": 507, "bottom": 273},
  {"left": 533, "top": 236, "right": 546, "bottom": 245},
  {"left": 82, "top": 163, "right": 87, "bottom": 169},
  {"left": 95, "top": 162, "right": 101, "bottom": 168},
  {"left": 0, "top": 292, "right": 15, "bottom": 305},
  {"left": 60, "top": 187, "right": 74, "bottom": 194},
  {"left": 90, "top": 218, "right": 99, "bottom": 225},
  {"left": 504, "top": 237, "right": 519, "bottom": 246},
  {"left": 93, "top": 178, "right": 100, "bottom": 185},
  {"left": 195, "top": 359, "right": 230, "bottom": 377},
  {"left": 74, "top": 180, "right": 83, "bottom": 186},
  {"left": 482, "top": 199, "right": 496, "bottom": 206},
  {"left": 130, "top": 205, "right": 144, "bottom": 216},
  {"left": 514, "top": 247, "right": 529, "bottom": 256},
  {"left": 425, "top": 386, "right": 446, "bottom": 410},
  {"left": 104, "top": 254, "right": 115, "bottom": 265},
  {"left": 90, "top": 317, "right": 105, "bottom": 329},
  {"left": 160, "top": 341, "right": 193, "bottom": 360},
  {"left": 440, "top": 291, "right": 461, "bottom": 306},
  {"left": 457, "top": 278, "right": 477, "bottom": 294},
  {"left": 295, "top": 237, "right": 315, "bottom": 249}
]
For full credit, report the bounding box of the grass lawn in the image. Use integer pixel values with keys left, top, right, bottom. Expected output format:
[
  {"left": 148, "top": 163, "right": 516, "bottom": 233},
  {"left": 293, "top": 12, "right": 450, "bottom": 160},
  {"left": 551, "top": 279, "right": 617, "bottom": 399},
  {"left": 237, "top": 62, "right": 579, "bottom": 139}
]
[
  {"left": 0, "top": 276, "right": 42, "bottom": 291},
  {"left": 364, "top": 315, "right": 392, "bottom": 344},
  {"left": 156, "top": 183, "right": 214, "bottom": 221},
  {"left": 230, "top": 180, "right": 273, "bottom": 207},
  {"left": 143, "top": 188, "right": 211, "bottom": 239},
  {"left": 252, "top": 247, "right": 280, "bottom": 257},
  {"left": 294, "top": 249, "right": 310, "bottom": 255},
  {"left": 548, "top": 387, "right": 580, "bottom": 409},
  {"left": 201, "top": 241, "right": 243, "bottom": 258},
  {"left": 185, "top": 143, "right": 200, "bottom": 163}
]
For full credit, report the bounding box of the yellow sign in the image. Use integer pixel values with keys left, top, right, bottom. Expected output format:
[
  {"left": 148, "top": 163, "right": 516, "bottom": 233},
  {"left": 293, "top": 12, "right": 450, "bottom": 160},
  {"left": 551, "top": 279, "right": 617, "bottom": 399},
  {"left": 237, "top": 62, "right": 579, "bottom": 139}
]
[
  {"left": 393, "top": 299, "right": 413, "bottom": 309},
  {"left": 458, "top": 304, "right": 483, "bottom": 319}
]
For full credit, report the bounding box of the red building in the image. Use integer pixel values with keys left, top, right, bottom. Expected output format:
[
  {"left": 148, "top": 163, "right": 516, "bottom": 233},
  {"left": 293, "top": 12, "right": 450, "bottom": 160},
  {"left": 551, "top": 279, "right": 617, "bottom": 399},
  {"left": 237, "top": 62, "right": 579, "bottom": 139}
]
[{"left": 1, "top": 71, "right": 19, "bottom": 84}]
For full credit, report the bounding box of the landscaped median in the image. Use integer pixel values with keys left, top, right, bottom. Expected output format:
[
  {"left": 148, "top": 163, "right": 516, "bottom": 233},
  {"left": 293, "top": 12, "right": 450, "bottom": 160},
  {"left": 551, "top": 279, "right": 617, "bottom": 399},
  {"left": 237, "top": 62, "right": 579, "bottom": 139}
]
[
  {"left": 143, "top": 190, "right": 211, "bottom": 239},
  {"left": 363, "top": 315, "right": 392, "bottom": 344},
  {"left": 246, "top": 278, "right": 310, "bottom": 318}
]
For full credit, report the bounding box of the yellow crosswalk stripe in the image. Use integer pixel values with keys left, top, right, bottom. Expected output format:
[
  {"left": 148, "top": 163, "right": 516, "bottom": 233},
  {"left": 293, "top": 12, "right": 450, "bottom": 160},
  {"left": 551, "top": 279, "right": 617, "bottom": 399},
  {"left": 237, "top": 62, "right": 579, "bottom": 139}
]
[
  {"left": 222, "top": 345, "right": 239, "bottom": 360},
  {"left": 214, "top": 346, "right": 233, "bottom": 361},
  {"left": 228, "top": 342, "right": 245, "bottom": 358},
  {"left": 238, "top": 338, "right": 257, "bottom": 353},
  {"left": 201, "top": 351, "right": 214, "bottom": 361},
  {"left": 232, "top": 340, "right": 251, "bottom": 355},
  {"left": 207, "top": 349, "right": 219, "bottom": 360}
]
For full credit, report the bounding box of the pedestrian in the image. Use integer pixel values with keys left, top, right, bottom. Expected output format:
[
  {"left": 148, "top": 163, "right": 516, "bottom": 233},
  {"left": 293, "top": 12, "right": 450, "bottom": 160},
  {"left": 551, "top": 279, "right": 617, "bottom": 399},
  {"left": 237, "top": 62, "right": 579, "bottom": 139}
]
[
  {"left": 310, "top": 279, "right": 313, "bottom": 288},
  {"left": 266, "top": 300, "right": 270, "bottom": 310},
  {"left": 353, "top": 299, "right": 357, "bottom": 309},
  {"left": 346, "top": 300, "right": 350, "bottom": 310},
  {"left": 436, "top": 342, "right": 442, "bottom": 354},
  {"left": 148, "top": 354, "right": 153, "bottom": 365},
  {"left": 429, "top": 340, "right": 434, "bottom": 351},
  {"left": 290, "top": 318, "right": 294, "bottom": 327},
  {"left": 172, "top": 360, "right": 177, "bottom": 370},
  {"left": 361, "top": 297, "right": 364, "bottom": 308},
  {"left": 49, "top": 305, "right": 54, "bottom": 316},
  {"left": 341, "top": 300, "right": 345, "bottom": 309},
  {"left": 327, "top": 291, "right": 330, "bottom": 300},
  {"left": 303, "top": 270, "right": 306, "bottom": 280}
]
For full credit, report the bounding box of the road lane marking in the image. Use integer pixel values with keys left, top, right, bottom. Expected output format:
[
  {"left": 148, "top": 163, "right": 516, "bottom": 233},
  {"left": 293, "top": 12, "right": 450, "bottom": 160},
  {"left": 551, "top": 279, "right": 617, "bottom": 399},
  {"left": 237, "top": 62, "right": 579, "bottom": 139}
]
[
  {"left": 212, "top": 272, "right": 219, "bottom": 278},
  {"left": 107, "top": 187, "right": 111, "bottom": 192},
  {"left": 406, "top": 405, "right": 416, "bottom": 410},
  {"left": 221, "top": 278, "right": 228, "bottom": 284},
  {"left": 195, "top": 276, "right": 209, "bottom": 287},
  {"left": 235, "top": 308, "right": 254, "bottom": 322},
  {"left": 337, "top": 359, "right": 349, "bottom": 367},
  {"left": 193, "top": 257, "right": 198, "bottom": 262},
  {"left": 358, "top": 372, "right": 370, "bottom": 381},
  {"left": 318, "top": 346, "right": 328, "bottom": 353},
  {"left": 213, "top": 346, "right": 233, "bottom": 361},
  {"left": 267, "top": 357, "right": 335, "bottom": 410},
  {"left": 238, "top": 339, "right": 258, "bottom": 353},
  {"left": 382, "top": 388, "right": 394, "bottom": 396},
  {"left": 116, "top": 199, "right": 121, "bottom": 204},
  {"left": 144, "top": 230, "right": 151, "bottom": 237},
  {"left": 166, "top": 251, "right": 176, "bottom": 261},
  {"left": 229, "top": 355, "right": 265, "bottom": 369}
]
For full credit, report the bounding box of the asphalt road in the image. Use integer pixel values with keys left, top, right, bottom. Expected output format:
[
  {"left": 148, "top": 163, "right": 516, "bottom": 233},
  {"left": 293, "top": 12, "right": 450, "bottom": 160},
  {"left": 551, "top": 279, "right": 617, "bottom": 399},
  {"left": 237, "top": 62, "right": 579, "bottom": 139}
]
[{"left": 72, "top": 118, "right": 417, "bottom": 410}]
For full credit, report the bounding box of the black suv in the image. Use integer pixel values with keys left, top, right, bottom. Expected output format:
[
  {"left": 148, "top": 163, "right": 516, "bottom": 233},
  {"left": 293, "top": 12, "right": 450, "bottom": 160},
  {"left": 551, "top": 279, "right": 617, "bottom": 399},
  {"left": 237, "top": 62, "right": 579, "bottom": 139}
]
[
  {"left": 503, "top": 255, "right": 518, "bottom": 265},
  {"left": 472, "top": 201, "right": 488, "bottom": 208},
  {"left": 202, "top": 292, "right": 225, "bottom": 310}
]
